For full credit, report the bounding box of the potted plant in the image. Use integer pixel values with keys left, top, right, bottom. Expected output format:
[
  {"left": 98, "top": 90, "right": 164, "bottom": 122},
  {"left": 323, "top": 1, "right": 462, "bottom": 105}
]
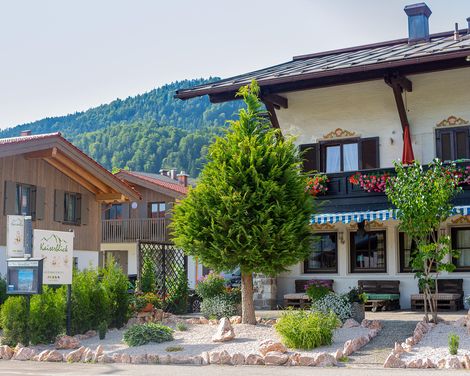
[
  {"left": 306, "top": 173, "right": 329, "bottom": 196},
  {"left": 345, "top": 287, "right": 367, "bottom": 323}
]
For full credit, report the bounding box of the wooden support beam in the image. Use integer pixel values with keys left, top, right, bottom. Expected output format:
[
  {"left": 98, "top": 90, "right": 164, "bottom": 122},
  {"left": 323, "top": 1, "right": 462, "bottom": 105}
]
[
  {"left": 263, "top": 94, "right": 288, "bottom": 109},
  {"left": 95, "top": 193, "right": 127, "bottom": 202},
  {"left": 25, "top": 147, "right": 57, "bottom": 159},
  {"left": 263, "top": 101, "right": 281, "bottom": 129},
  {"left": 45, "top": 157, "right": 100, "bottom": 195},
  {"left": 384, "top": 73, "right": 413, "bottom": 131},
  {"left": 53, "top": 151, "right": 112, "bottom": 193}
]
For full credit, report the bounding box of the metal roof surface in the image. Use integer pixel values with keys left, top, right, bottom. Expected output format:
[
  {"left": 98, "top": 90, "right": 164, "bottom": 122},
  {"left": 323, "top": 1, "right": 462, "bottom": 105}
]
[{"left": 176, "top": 30, "right": 470, "bottom": 99}]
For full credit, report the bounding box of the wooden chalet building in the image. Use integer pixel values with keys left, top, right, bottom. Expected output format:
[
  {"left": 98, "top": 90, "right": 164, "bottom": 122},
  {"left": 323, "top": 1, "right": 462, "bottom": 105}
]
[
  {"left": 0, "top": 132, "right": 140, "bottom": 276},
  {"left": 101, "top": 169, "right": 204, "bottom": 288},
  {"left": 176, "top": 3, "right": 470, "bottom": 309}
]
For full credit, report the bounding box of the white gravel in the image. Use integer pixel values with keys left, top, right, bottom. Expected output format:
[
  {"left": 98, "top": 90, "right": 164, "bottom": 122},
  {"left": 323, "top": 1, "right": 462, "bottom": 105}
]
[
  {"left": 41, "top": 323, "right": 372, "bottom": 357},
  {"left": 401, "top": 322, "right": 470, "bottom": 364}
]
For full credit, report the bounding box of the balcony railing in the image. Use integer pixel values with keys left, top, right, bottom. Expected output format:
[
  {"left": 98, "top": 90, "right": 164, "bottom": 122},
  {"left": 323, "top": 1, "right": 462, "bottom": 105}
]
[
  {"left": 315, "top": 162, "right": 470, "bottom": 213},
  {"left": 102, "top": 218, "right": 168, "bottom": 243}
]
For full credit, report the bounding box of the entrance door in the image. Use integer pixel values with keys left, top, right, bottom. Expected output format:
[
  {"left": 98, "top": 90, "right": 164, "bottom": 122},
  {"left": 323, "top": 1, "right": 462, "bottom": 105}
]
[{"left": 105, "top": 251, "right": 128, "bottom": 274}]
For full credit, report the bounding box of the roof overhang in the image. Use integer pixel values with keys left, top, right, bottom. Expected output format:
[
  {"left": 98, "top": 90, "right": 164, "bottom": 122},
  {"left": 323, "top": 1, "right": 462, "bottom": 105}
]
[
  {"left": 116, "top": 171, "right": 187, "bottom": 199},
  {"left": 0, "top": 134, "right": 140, "bottom": 203}
]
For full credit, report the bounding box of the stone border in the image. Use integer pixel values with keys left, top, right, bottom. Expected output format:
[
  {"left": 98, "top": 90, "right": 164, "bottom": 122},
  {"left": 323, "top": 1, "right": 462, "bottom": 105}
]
[
  {"left": 383, "top": 310, "right": 470, "bottom": 370},
  {"left": 0, "top": 318, "right": 382, "bottom": 367}
]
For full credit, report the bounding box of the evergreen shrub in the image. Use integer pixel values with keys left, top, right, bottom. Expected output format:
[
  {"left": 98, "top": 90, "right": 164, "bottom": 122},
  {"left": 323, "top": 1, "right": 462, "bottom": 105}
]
[
  {"left": 0, "top": 296, "right": 28, "bottom": 346},
  {"left": 275, "top": 309, "right": 339, "bottom": 350},
  {"left": 123, "top": 323, "right": 173, "bottom": 347}
]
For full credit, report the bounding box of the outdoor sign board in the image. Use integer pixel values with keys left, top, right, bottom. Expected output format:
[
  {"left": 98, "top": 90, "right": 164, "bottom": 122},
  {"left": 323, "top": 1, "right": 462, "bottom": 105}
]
[
  {"left": 33, "top": 229, "right": 74, "bottom": 285},
  {"left": 6, "top": 258, "right": 43, "bottom": 295},
  {"left": 6, "top": 215, "right": 32, "bottom": 258}
]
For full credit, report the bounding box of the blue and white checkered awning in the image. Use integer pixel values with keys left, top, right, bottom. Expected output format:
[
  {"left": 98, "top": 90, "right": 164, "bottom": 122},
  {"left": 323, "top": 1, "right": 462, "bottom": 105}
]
[{"left": 311, "top": 206, "right": 470, "bottom": 225}]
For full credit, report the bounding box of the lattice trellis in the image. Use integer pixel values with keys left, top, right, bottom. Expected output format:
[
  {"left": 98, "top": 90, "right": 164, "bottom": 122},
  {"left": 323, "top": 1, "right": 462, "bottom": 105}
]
[{"left": 137, "top": 241, "right": 187, "bottom": 311}]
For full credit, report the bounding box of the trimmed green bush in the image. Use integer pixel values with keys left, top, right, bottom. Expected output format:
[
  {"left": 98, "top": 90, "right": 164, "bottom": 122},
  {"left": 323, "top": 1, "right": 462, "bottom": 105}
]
[
  {"left": 123, "top": 323, "right": 173, "bottom": 346},
  {"left": 0, "top": 296, "right": 29, "bottom": 346},
  {"left": 201, "top": 294, "right": 240, "bottom": 319},
  {"left": 176, "top": 322, "right": 188, "bottom": 331},
  {"left": 275, "top": 309, "right": 339, "bottom": 350},
  {"left": 29, "top": 286, "right": 66, "bottom": 345},
  {"left": 195, "top": 273, "right": 226, "bottom": 299},
  {"left": 448, "top": 333, "right": 459, "bottom": 355},
  {"left": 71, "top": 268, "right": 110, "bottom": 335},
  {"left": 0, "top": 276, "right": 7, "bottom": 306},
  {"left": 138, "top": 257, "right": 156, "bottom": 293},
  {"left": 101, "top": 257, "right": 130, "bottom": 328}
]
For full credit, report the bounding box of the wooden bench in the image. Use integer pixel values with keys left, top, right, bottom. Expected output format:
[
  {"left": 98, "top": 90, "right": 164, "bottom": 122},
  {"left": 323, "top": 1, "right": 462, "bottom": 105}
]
[
  {"left": 411, "top": 279, "right": 464, "bottom": 311},
  {"left": 283, "top": 279, "right": 334, "bottom": 308},
  {"left": 358, "top": 280, "right": 401, "bottom": 312}
]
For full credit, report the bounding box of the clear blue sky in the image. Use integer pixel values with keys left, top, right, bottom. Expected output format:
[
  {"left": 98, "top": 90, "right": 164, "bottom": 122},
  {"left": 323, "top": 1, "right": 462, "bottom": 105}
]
[{"left": 1, "top": 0, "right": 469, "bottom": 129}]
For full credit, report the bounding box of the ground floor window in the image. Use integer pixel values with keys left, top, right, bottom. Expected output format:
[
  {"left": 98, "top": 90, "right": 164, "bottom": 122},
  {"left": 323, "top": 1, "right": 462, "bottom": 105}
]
[
  {"left": 350, "top": 230, "right": 386, "bottom": 272},
  {"left": 451, "top": 227, "right": 470, "bottom": 272},
  {"left": 304, "top": 233, "right": 337, "bottom": 273},
  {"left": 399, "top": 232, "right": 416, "bottom": 273}
]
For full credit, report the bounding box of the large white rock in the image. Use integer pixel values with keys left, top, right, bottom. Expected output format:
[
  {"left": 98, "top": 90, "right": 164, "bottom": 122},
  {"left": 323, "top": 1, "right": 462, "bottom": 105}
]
[
  {"left": 258, "top": 339, "right": 287, "bottom": 356},
  {"left": 264, "top": 351, "right": 288, "bottom": 366},
  {"left": 212, "top": 317, "right": 235, "bottom": 342}
]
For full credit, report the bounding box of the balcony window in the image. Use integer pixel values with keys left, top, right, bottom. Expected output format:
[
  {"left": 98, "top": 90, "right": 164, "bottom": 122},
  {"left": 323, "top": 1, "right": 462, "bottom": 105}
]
[
  {"left": 105, "top": 204, "right": 123, "bottom": 220},
  {"left": 148, "top": 202, "right": 166, "bottom": 218},
  {"left": 304, "top": 233, "right": 337, "bottom": 273},
  {"left": 436, "top": 126, "right": 470, "bottom": 162},
  {"left": 300, "top": 137, "right": 379, "bottom": 173},
  {"left": 451, "top": 227, "right": 470, "bottom": 272},
  {"left": 350, "top": 230, "right": 386, "bottom": 273}
]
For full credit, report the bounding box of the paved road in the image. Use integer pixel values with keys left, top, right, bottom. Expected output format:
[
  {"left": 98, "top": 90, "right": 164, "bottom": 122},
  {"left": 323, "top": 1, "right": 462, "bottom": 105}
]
[{"left": 0, "top": 362, "right": 469, "bottom": 376}]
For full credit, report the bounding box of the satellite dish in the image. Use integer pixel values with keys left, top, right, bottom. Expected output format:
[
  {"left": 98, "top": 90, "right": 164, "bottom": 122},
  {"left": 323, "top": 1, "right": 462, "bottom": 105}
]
[{"left": 131, "top": 202, "right": 138, "bottom": 209}]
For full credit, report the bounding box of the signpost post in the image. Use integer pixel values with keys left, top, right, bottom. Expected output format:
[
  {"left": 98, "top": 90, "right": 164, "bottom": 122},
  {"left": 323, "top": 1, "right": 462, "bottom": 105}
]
[{"left": 33, "top": 229, "right": 74, "bottom": 335}]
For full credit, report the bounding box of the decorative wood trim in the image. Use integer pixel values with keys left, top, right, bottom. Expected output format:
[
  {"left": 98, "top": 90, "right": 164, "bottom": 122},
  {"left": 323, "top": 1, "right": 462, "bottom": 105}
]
[
  {"left": 349, "top": 220, "right": 385, "bottom": 231},
  {"left": 436, "top": 116, "right": 469, "bottom": 127},
  {"left": 450, "top": 215, "right": 470, "bottom": 224},
  {"left": 323, "top": 128, "right": 356, "bottom": 139},
  {"left": 311, "top": 223, "right": 336, "bottom": 231}
]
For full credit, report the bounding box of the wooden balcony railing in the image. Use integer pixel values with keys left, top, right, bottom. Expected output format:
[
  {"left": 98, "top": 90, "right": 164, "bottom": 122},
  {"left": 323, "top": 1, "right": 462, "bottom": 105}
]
[{"left": 102, "top": 218, "right": 168, "bottom": 243}]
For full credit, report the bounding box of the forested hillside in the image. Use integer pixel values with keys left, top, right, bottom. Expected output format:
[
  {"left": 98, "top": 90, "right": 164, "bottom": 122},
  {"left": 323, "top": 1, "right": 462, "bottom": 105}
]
[{"left": 0, "top": 78, "right": 242, "bottom": 177}]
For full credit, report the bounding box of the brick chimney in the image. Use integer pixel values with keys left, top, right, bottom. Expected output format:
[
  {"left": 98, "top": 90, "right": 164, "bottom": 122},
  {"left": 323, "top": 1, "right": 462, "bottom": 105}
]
[
  {"left": 20, "top": 130, "right": 32, "bottom": 136},
  {"left": 404, "top": 3, "right": 432, "bottom": 44},
  {"left": 177, "top": 171, "right": 189, "bottom": 187}
]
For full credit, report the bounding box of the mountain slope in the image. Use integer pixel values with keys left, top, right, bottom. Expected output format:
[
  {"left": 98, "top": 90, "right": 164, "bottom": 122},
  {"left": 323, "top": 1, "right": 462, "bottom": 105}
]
[{"left": 1, "top": 78, "right": 242, "bottom": 177}]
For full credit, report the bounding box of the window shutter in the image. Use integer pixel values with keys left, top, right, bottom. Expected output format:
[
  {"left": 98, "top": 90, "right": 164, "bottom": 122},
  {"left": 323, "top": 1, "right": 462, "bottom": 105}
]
[
  {"left": 35, "top": 186, "right": 45, "bottom": 220},
  {"left": 139, "top": 201, "right": 148, "bottom": 218},
  {"left": 122, "top": 203, "right": 130, "bottom": 219},
  {"left": 359, "top": 137, "right": 379, "bottom": 169},
  {"left": 3, "top": 181, "right": 17, "bottom": 215},
  {"left": 435, "top": 129, "right": 442, "bottom": 159},
  {"left": 54, "top": 189, "right": 65, "bottom": 222},
  {"left": 299, "top": 143, "right": 319, "bottom": 173},
  {"left": 80, "top": 194, "right": 88, "bottom": 225}
]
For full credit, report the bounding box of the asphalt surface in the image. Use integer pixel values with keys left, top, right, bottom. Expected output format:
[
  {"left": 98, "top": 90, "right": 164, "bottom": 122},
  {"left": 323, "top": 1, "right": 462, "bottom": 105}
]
[{"left": 0, "top": 362, "right": 469, "bottom": 376}]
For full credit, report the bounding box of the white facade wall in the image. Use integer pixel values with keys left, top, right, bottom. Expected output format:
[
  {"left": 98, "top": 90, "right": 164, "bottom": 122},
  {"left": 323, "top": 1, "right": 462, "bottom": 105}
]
[
  {"left": 74, "top": 250, "right": 99, "bottom": 270},
  {"left": 275, "top": 68, "right": 470, "bottom": 306},
  {"left": 0, "top": 246, "right": 6, "bottom": 277}
]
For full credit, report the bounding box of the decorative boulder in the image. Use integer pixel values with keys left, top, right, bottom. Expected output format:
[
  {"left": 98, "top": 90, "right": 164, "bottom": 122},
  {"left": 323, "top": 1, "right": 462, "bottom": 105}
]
[
  {"left": 44, "top": 350, "right": 64, "bottom": 362},
  {"left": 264, "top": 351, "right": 288, "bottom": 366},
  {"left": 55, "top": 335, "right": 80, "bottom": 350},
  {"left": 361, "top": 319, "right": 382, "bottom": 330},
  {"left": 219, "top": 350, "right": 232, "bottom": 365},
  {"left": 334, "top": 349, "right": 344, "bottom": 361},
  {"left": 0, "top": 345, "right": 14, "bottom": 360},
  {"left": 130, "top": 354, "right": 147, "bottom": 364},
  {"left": 422, "top": 357, "right": 436, "bottom": 368},
  {"left": 445, "top": 357, "right": 462, "bottom": 369},
  {"left": 13, "top": 347, "right": 36, "bottom": 361},
  {"left": 314, "top": 352, "right": 337, "bottom": 367},
  {"left": 231, "top": 352, "right": 245, "bottom": 365},
  {"left": 383, "top": 354, "right": 406, "bottom": 368},
  {"left": 406, "top": 359, "right": 423, "bottom": 368},
  {"left": 463, "top": 354, "right": 470, "bottom": 370},
  {"left": 65, "top": 346, "right": 86, "bottom": 363},
  {"left": 212, "top": 317, "right": 235, "bottom": 342},
  {"left": 209, "top": 351, "right": 221, "bottom": 364},
  {"left": 245, "top": 354, "right": 264, "bottom": 365},
  {"left": 92, "top": 345, "right": 104, "bottom": 363},
  {"left": 342, "top": 318, "right": 361, "bottom": 328},
  {"left": 37, "top": 350, "right": 51, "bottom": 362},
  {"left": 298, "top": 355, "right": 316, "bottom": 366},
  {"left": 258, "top": 339, "right": 287, "bottom": 356},
  {"left": 229, "top": 316, "right": 242, "bottom": 325}
]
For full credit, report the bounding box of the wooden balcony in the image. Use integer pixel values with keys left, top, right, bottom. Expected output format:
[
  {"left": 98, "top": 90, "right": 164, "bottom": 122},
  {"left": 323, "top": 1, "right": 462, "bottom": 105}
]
[
  {"left": 102, "top": 218, "right": 168, "bottom": 243},
  {"left": 315, "top": 162, "right": 470, "bottom": 213}
]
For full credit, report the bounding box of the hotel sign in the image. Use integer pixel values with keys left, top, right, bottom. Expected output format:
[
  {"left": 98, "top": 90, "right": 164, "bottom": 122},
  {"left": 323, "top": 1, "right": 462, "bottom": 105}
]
[
  {"left": 6, "top": 215, "right": 31, "bottom": 258},
  {"left": 33, "top": 229, "right": 74, "bottom": 285}
]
